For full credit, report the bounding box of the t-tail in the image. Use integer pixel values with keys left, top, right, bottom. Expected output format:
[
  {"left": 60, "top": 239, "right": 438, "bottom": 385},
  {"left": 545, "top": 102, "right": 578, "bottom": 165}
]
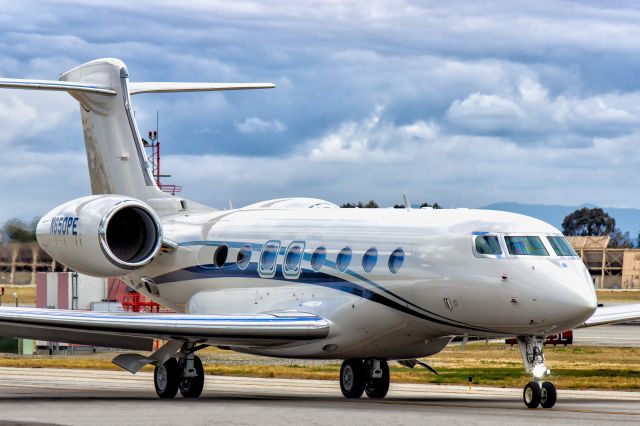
[{"left": 0, "top": 58, "right": 274, "bottom": 202}]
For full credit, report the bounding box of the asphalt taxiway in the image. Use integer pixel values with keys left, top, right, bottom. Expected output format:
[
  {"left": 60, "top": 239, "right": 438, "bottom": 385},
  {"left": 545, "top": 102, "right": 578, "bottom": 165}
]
[
  {"left": 573, "top": 323, "right": 640, "bottom": 346},
  {"left": 0, "top": 367, "right": 638, "bottom": 425}
]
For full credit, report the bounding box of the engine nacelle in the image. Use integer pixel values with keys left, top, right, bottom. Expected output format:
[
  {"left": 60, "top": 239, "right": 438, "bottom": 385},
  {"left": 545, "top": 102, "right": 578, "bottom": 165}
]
[{"left": 36, "top": 195, "right": 163, "bottom": 277}]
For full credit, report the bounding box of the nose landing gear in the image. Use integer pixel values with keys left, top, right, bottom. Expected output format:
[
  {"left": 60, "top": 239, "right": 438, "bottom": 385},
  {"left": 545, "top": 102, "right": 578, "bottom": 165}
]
[
  {"left": 340, "top": 359, "right": 390, "bottom": 399},
  {"left": 517, "top": 336, "right": 556, "bottom": 409}
]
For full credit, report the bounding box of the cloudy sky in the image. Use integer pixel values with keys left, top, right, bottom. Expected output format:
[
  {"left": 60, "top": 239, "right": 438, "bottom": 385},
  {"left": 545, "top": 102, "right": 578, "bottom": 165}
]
[{"left": 2, "top": 0, "right": 640, "bottom": 221}]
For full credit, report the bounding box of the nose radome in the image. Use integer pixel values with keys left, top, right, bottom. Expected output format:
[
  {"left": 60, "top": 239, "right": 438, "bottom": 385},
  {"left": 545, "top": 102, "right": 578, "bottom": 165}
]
[
  {"left": 573, "top": 288, "right": 597, "bottom": 319},
  {"left": 563, "top": 278, "right": 597, "bottom": 325}
]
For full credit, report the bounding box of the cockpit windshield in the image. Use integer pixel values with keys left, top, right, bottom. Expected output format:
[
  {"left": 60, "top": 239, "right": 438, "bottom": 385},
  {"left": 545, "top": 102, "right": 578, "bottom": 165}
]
[
  {"left": 547, "top": 236, "right": 578, "bottom": 257},
  {"left": 504, "top": 236, "right": 548, "bottom": 256},
  {"left": 475, "top": 235, "right": 502, "bottom": 255}
]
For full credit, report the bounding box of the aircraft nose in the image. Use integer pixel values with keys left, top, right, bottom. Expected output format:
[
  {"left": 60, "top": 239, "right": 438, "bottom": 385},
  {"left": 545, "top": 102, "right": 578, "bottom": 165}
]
[
  {"left": 568, "top": 287, "right": 597, "bottom": 320},
  {"left": 561, "top": 270, "right": 597, "bottom": 325}
]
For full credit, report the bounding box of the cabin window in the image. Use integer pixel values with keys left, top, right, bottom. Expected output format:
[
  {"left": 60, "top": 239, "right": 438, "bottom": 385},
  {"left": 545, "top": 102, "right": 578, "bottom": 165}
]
[
  {"left": 388, "top": 248, "right": 405, "bottom": 274},
  {"left": 237, "top": 244, "right": 252, "bottom": 270},
  {"left": 259, "top": 241, "right": 280, "bottom": 277},
  {"left": 311, "top": 247, "right": 326, "bottom": 272},
  {"left": 505, "top": 236, "right": 548, "bottom": 256},
  {"left": 547, "top": 236, "right": 578, "bottom": 257},
  {"left": 284, "top": 242, "right": 305, "bottom": 278},
  {"left": 336, "top": 247, "right": 352, "bottom": 272},
  {"left": 475, "top": 236, "right": 502, "bottom": 255},
  {"left": 362, "top": 248, "right": 378, "bottom": 273}
]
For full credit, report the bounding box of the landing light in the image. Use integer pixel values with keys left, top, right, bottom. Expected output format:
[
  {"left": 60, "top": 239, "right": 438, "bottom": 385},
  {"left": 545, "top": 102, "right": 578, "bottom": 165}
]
[{"left": 532, "top": 364, "right": 550, "bottom": 380}]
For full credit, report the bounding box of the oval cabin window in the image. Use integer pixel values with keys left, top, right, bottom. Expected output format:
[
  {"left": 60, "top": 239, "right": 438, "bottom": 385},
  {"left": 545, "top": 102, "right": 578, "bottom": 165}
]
[
  {"left": 311, "top": 247, "right": 326, "bottom": 272},
  {"left": 362, "top": 247, "right": 378, "bottom": 273},
  {"left": 336, "top": 247, "right": 352, "bottom": 272},
  {"left": 388, "top": 248, "right": 404, "bottom": 274}
]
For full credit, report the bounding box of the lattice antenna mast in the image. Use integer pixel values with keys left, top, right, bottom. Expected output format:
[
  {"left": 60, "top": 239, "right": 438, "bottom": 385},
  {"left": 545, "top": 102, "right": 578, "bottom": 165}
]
[{"left": 142, "top": 111, "right": 182, "bottom": 195}]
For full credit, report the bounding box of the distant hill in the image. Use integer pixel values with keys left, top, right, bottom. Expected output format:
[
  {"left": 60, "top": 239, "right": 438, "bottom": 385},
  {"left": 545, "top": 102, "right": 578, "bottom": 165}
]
[{"left": 480, "top": 202, "right": 640, "bottom": 237}]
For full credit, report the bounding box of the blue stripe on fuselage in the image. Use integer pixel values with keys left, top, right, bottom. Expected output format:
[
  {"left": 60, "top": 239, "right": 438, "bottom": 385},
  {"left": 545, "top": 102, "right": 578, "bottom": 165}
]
[{"left": 152, "top": 254, "right": 499, "bottom": 333}]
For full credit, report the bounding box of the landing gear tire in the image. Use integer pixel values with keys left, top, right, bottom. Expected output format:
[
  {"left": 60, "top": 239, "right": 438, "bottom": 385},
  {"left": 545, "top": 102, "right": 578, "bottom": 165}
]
[
  {"left": 540, "top": 382, "right": 557, "bottom": 409},
  {"left": 154, "top": 358, "right": 179, "bottom": 399},
  {"left": 523, "top": 381, "right": 541, "bottom": 409},
  {"left": 340, "top": 359, "right": 366, "bottom": 399},
  {"left": 365, "top": 360, "right": 390, "bottom": 399},
  {"left": 179, "top": 355, "right": 205, "bottom": 398}
]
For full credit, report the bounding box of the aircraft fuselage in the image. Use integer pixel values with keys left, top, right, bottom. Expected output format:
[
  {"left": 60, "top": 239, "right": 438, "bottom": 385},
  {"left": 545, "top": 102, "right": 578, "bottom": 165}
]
[{"left": 125, "top": 202, "right": 597, "bottom": 360}]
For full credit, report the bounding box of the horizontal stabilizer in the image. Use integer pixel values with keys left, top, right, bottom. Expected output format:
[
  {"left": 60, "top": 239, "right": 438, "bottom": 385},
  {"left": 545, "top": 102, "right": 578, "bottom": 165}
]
[
  {"left": 0, "top": 79, "right": 274, "bottom": 97},
  {"left": 128, "top": 82, "right": 275, "bottom": 95},
  {"left": 0, "top": 78, "right": 116, "bottom": 95}
]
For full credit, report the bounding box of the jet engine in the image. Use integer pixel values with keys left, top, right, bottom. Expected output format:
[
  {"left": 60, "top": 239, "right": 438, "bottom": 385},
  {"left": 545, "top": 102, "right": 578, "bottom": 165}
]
[{"left": 36, "top": 195, "right": 162, "bottom": 277}]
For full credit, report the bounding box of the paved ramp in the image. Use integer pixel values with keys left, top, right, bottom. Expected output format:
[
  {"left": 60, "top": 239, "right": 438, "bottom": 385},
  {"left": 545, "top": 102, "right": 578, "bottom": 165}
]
[{"left": 0, "top": 367, "right": 638, "bottom": 425}]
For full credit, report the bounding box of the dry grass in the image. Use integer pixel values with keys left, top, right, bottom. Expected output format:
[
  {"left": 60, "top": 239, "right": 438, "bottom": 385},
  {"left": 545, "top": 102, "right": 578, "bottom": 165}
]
[
  {"left": 0, "top": 343, "right": 638, "bottom": 390},
  {"left": 596, "top": 290, "right": 640, "bottom": 302},
  {"left": 0, "top": 356, "right": 147, "bottom": 371}
]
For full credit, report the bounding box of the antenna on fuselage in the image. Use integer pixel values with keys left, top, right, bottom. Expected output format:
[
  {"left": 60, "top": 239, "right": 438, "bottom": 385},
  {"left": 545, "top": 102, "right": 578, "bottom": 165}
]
[{"left": 402, "top": 193, "right": 411, "bottom": 211}]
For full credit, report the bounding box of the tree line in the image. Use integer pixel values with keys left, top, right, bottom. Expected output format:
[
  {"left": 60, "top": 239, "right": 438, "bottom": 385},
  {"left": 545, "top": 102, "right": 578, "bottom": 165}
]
[
  {"left": 561, "top": 207, "right": 636, "bottom": 248},
  {"left": 0, "top": 218, "right": 38, "bottom": 243},
  {"left": 341, "top": 200, "right": 442, "bottom": 209}
]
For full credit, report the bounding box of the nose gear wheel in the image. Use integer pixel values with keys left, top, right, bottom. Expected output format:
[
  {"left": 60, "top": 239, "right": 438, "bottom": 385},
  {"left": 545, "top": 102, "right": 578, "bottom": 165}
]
[{"left": 518, "top": 336, "right": 557, "bottom": 409}]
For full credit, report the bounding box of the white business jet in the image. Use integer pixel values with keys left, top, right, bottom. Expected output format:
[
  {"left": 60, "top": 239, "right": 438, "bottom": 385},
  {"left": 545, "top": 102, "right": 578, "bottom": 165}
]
[{"left": 0, "top": 58, "right": 638, "bottom": 408}]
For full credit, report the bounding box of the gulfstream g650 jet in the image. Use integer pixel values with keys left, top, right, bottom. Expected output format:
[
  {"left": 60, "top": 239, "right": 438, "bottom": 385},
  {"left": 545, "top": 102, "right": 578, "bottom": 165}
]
[{"left": 0, "top": 58, "right": 638, "bottom": 408}]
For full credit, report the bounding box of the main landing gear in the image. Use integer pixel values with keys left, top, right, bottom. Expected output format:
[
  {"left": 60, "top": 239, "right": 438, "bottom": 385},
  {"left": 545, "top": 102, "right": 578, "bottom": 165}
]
[
  {"left": 340, "top": 359, "right": 390, "bottom": 399},
  {"left": 154, "top": 343, "right": 205, "bottom": 399},
  {"left": 518, "top": 336, "right": 556, "bottom": 409}
]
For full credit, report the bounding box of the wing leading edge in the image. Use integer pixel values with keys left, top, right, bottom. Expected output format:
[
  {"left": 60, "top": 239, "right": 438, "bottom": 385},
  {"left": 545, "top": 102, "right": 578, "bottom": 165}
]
[
  {"left": 580, "top": 303, "right": 640, "bottom": 327},
  {"left": 0, "top": 307, "right": 330, "bottom": 351},
  {"left": 0, "top": 79, "right": 275, "bottom": 97}
]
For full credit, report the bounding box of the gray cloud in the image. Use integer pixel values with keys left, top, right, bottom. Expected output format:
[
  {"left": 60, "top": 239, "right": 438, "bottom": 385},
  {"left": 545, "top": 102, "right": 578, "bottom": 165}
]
[
  {"left": 236, "top": 117, "right": 286, "bottom": 134},
  {"left": 2, "top": 0, "right": 640, "bottom": 222}
]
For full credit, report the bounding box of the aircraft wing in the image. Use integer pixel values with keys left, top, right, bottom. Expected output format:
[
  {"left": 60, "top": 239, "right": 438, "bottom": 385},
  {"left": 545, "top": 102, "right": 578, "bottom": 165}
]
[
  {"left": 0, "top": 307, "right": 330, "bottom": 351},
  {"left": 579, "top": 303, "right": 640, "bottom": 327}
]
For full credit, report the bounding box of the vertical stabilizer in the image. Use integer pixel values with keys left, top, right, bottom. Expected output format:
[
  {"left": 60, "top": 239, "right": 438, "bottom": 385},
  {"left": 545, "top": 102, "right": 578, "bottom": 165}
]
[
  {"left": 60, "top": 59, "right": 166, "bottom": 201},
  {"left": 0, "top": 58, "right": 274, "bottom": 204}
]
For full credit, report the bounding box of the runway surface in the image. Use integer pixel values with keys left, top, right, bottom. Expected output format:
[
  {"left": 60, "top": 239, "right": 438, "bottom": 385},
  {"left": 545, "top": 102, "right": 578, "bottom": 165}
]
[{"left": 0, "top": 368, "right": 638, "bottom": 425}]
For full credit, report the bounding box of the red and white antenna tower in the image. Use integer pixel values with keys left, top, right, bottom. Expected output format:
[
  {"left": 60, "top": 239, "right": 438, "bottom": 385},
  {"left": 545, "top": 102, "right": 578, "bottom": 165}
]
[{"left": 143, "top": 111, "right": 183, "bottom": 195}]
